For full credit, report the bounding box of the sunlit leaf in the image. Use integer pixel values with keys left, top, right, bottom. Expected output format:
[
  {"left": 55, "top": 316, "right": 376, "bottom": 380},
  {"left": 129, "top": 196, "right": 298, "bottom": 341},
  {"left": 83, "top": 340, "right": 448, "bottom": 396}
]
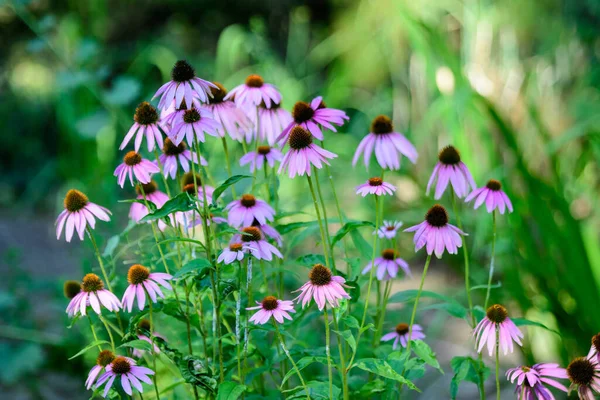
[
  {"left": 140, "top": 192, "right": 196, "bottom": 223},
  {"left": 68, "top": 340, "right": 110, "bottom": 360},
  {"left": 212, "top": 175, "right": 252, "bottom": 203}
]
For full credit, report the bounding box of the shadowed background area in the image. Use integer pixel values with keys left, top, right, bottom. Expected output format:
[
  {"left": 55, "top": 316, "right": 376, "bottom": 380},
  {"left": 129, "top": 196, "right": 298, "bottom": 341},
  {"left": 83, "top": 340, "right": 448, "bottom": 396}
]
[{"left": 1, "top": 0, "right": 600, "bottom": 398}]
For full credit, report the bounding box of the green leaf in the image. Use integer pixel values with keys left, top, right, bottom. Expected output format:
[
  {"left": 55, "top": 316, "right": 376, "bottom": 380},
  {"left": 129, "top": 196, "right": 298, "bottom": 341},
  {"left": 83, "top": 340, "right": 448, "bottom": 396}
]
[
  {"left": 173, "top": 258, "right": 212, "bottom": 280},
  {"left": 331, "top": 221, "right": 375, "bottom": 247},
  {"left": 344, "top": 257, "right": 363, "bottom": 280},
  {"left": 296, "top": 253, "right": 326, "bottom": 266},
  {"left": 276, "top": 220, "right": 319, "bottom": 235},
  {"left": 512, "top": 318, "right": 560, "bottom": 335},
  {"left": 388, "top": 290, "right": 467, "bottom": 319},
  {"left": 355, "top": 359, "right": 419, "bottom": 391},
  {"left": 219, "top": 279, "right": 239, "bottom": 299},
  {"left": 333, "top": 329, "right": 357, "bottom": 353},
  {"left": 450, "top": 356, "right": 489, "bottom": 399},
  {"left": 68, "top": 340, "right": 110, "bottom": 360},
  {"left": 140, "top": 192, "right": 196, "bottom": 223},
  {"left": 179, "top": 355, "right": 217, "bottom": 393},
  {"left": 212, "top": 175, "right": 252, "bottom": 203},
  {"left": 216, "top": 381, "right": 246, "bottom": 400},
  {"left": 286, "top": 381, "right": 341, "bottom": 399},
  {"left": 102, "top": 235, "right": 120, "bottom": 258},
  {"left": 280, "top": 356, "right": 328, "bottom": 387},
  {"left": 342, "top": 315, "right": 360, "bottom": 329},
  {"left": 119, "top": 339, "right": 153, "bottom": 352},
  {"left": 350, "top": 229, "right": 373, "bottom": 258},
  {"left": 411, "top": 340, "right": 443, "bottom": 373}
]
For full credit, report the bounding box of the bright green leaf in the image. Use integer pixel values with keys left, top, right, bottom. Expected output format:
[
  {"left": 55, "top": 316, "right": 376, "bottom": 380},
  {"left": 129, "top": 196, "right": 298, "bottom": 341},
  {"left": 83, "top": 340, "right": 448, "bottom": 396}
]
[
  {"left": 216, "top": 381, "right": 246, "bottom": 400},
  {"left": 69, "top": 340, "right": 110, "bottom": 360},
  {"left": 212, "top": 175, "right": 252, "bottom": 203}
]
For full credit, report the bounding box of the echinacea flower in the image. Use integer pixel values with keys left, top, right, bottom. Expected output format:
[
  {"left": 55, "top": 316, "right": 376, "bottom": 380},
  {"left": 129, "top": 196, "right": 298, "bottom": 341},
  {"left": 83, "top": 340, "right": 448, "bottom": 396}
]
[
  {"left": 362, "top": 249, "right": 411, "bottom": 281},
  {"left": 239, "top": 146, "right": 283, "bottom": 172},
  {"left": 247, "top": 296, "right": 295, "bottom": 324},
  {"left": 237, "top": 226, "right": 283, "bottom": 261},
  {"left": 588, "top": 333, "right": 600, "bottom": 364},
  {"left": 225, "top": 194, "right": 275, "bottom": 227},
  {"left": 426, "top": 145, "right": 476, "bottom": 199},
  {"left": 114, "top": 151, "right": 160, "bottom": 188},
  {"left": 158, "top": 138, "right": 207, "bottom": 179},
  {"left": 64, "top": 280, "right": 82, "bottom": 304},
  {"left": 217, "top": 242, "right": 251, "bottom": 265},
  {"left": 225, "top": 74, "right": 282, "bottom": 109},
  {"left": 129, "top": 181, "right": 169, "bottom": 224},
  {"left": 381, "top": 323, "right": 425, "bottom": 349},
  {"left": 181, "top": 175, "right": 214, "bottom": 207},
  {"left": 276, "top": 97, "right": 349, "bottom": 144},
  {"left": 355, "top": 177, "right": 397, "bottom": 196},
  {"left": 375, "top": 220, "right": 403, "bottom": 239},
  {"left": 352, "top": 115, "right": 418, "bottom": 170},
  {"left": 95, "top": 356, "right": 154, "bottom": 398},
  {"left": 404, "top": 204, "right": 466, "bottom": 258},
  {"left": 204, "top": 82, "right": 253, "bottom": 141},
  {"left": 252, "top": 220, "right": 283, "bottom": 247},
  {"left": 132, "top": 320, "right": 163, "bottom": 358},
  {"left": 167, "top": 106, "right": 220, "bottom": 147},
  {"left": 247, "top": 101, "right": 292, "bottom": 145},
  {"left": 120, "top": 102, "right": 165, "bottom": 152},
  {"left": 465, "top": 179, "right": 513, "bottom": 214},
  {"left": 56, "top": 190, "right": 111, "bottom": 242},
  {"left": 474, "top": 304, "right": 523, "bottom": 357},
  {"left": 506, "top": 363, "right": 568, "bottom": 399},
  {"left": 293, "top": 264, "right": 351, "bottom": 310},
  {"left": 66, "top": 274, "right": 121, "bottom": 317},
  {"left": 153, "top": 60, "right": 216, "bottom": 110},
  {"left": 121, "top": 265, "right": 172, "bottom": 312},
  {"left": 567, "top": 356, "right": 600, "bottom": 399},
  {"left": 86, "top": 350, "right": 116, "bottom": 390},
  {"left": 278, "top": 126, "right": 337, "bottom": 178}
]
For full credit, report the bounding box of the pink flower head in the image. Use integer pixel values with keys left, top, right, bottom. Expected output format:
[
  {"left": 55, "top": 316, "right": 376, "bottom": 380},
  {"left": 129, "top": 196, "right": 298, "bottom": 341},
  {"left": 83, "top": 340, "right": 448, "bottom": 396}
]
[
  {"left": 56, "top": 190, "right": 111, "bottom": 242},
  {"left": 158, "top": 138, "right": 207, "bottom": 179},
  {"left": 86, "top": 350, "right": 116, "bottom": 390},
  {"left": 132, "top": 319, "right": 162, "bottom": 358},
  {"left": 217, "top": 242, "right": 251, "bottom": 265},
  {"left": 506, "top": 363, "right": 568, "bottom": 399},
  {"left": 362, "top": 249, "right": 411, "bottom": 281},
  {"left": 293, "top": 264, "right": 351, "bottom": 310},
  {"left": 355, "top": 177, "right": 396, "bottom": 197},
  {"left": 166, "top": 106, "right": 220, "bottom": 147},
  {"left": 95, "top": 356, "right": 154, "bottom": 398},
  {"left": 465, "top": 179, "right": 513, "bottom": 214},
  {"left": 204, "top": 82, "right": 253, "bottom": 141},
  {"left": 236, "top": 226, "right": 283, "bottom": 261},
  {"left": 278, "top": 126, "right": 337, "bottom": 178},
  {"left": 114, "top": 151, "right": 160, "bottom": 188},
  {"left": 375, "top": 220, "right": 403, "bottom": 240},
  {"left": 381, "top": 323, "right": 425, "bottom": 349},
  {"left": 253, "top": 220, "right": 283, "bottom": 247},
  {"left": 276, "top": 97, "right": 349, "bottom": 144},
  {"left": 180, "top": 174, "right": 215, "bottom": 207},
  {"left": 225, "top": 74, "right": 282, "bottom": 109},
  {"left": 66, "top": 274, "right": 121, "bottom": 317},
  {"left": 129, "top": 181, "right": 169, "bottom": 224},
  {"left": 239, "top": 146, "right": 283, "bottom": 172},
  {"left": 120, "top": 102, "right": 165, "bottom": 152},
  {"left": 352, "top": 115, "right": 418, "bottom": 170},
  {"left": 474, "top": 304, "right": 524, "bottom": 357},
  {"left": 427, "top": 145, "right": 476, "bottom": 199},
  {"left": 121, "top": 265, "right": 173, "bottom": 312},
  {"left": 153, "top": 60, "right": 216, "bottom": 110},
  {"left": 404, "top": 204, "right": 466, "bottom": 258},
  {"left": 567, "top": 355, "right": 600, "bottom": 399},
  {"left": 225, "top": 194, "right": 275, "bottom": 228},
  {"left": 247, "top": 296, "right": 296, "bottom": 324},
  {"left": 247, "top": 101, "right": 293, "bottom": 145},
  {"left": 588, "top": 333, "right": 600, "bottom": 364}
]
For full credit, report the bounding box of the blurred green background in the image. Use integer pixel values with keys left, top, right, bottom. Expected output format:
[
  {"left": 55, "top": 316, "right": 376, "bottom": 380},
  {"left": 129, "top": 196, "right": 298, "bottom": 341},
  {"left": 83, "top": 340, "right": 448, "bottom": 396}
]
[{"left": 2, "top": 0, "right": 600, "bottom": 398}]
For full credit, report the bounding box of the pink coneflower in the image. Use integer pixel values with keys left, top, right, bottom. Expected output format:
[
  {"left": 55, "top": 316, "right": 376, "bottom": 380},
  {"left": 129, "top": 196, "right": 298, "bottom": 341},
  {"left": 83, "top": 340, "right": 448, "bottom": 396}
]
[
  {"left": 465, "top": 179, "right": 513, "bottom": 214},
  {"left": 95, "top": 356, "right": 154, "bottom": 398},
  {"left": 247, "top": 101, "right": 293, "bottom": 145},
  {"left": 426, "top": 145, "right": 476, "bottom": 199},
  {"left": 129, "top": 181, "right": 169, "bottom": 224},
  {"left": 132, "top": 320, "right": 163, "bottom": 358},
  {"left": 362, "top": 249, "right": 411, "bottom": 281},
  {"left": 293, "top": 264, "right": 351, "bottom": 310},
  {"left": 247, "top": 296, "right": 295, "bottom": 324},
  {"left": 158, "top": 138, "right": 207, "bottom": 179},
  {"left": 181, "top": 180, "right": 214, "bottom": 207},
  {"left": 276, "top": 97, "right": 349, "bottom": 144},
  {"left": 474, "top": 304, "right": 524, "bottom": 356},
  {"left": 167, "top": 106, "right": 220, "bottom": 147},
  {"left": 64, "top": 281, "right": 82, "bottom": 317},
  {"left": 506, "top": 363, "right": 568, "bottom": 399},
  {"left": 239, "top": 146, "right": 283, "bottom": 172},
  {"left": 355, "top": 177, "right": 397, "bottom": 197},
  {"left": 121, "top": 265, "right": 172, "bottom": 312},
  {"left": 381, "top": 323, "right": 425, "bottom": 349},
  {"left": 86, "top": 350, "right": 116, "bottom": 390},
  {"left": 253, "top": 220, "right": 283, "bottom": 247},
  {"left": 66, "top": 274, "right": 121, "bottom": 317},
  {"left": 352, "top": 115, "right": 418, "bottom": 170},
  {"left": 153, "top": 60, "right": 216, "bottom": 110},
  {"left": 404, "top": 204, "right": 466, "bottom": 258},
  {"left": 588, "top": 333, "right": 600, "bottom": 364},
  {"left": 120, "top": 102, "right": 165, "bottom": 152},
  {"left": 225, "top": 194, "right": 275, "bottom": 227},
  {"left": 237, "top": 226, "right": 282, "bottom": 261},
  {"left": 567, "top": 356, "right": 600, "bottom": 399},
  {"left": 278, "top": 126, "right": 337, "bottom": 178},
  {"left": 204, "top": 82, "right": 253, "bottom": 141},
  {"left": 225, "top": 74, "right": 282, "bottom": 109},
  {"left": 56, "top": 190, "right": 111, "bottom": 242},
  {"left": 114, "top": 151, "right": 160, "bottom": 188},
  {"left": 374, "top": 220, "right": 403, "bottom": 239},
  {"left": 217, "top": 242, "right": 251, "bottom": 265}
]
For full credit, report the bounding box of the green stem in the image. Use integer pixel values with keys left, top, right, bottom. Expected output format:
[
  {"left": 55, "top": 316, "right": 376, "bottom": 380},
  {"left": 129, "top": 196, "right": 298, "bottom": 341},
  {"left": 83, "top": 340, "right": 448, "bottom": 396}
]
[
  {"left": 495, "top": 325, "right": 500, "bottom": 400},
  {"left": 323, "top": 306, "right": 333, "bottom": 400},
  {"left": 273, "top": 322, "right": 310, "bottom": 399},
  {"left": 484, "top": 210, "right": 497, "bottom": 310},
  {"left": 147, "top": 296, "right": 161, "bottom": 400},
  {"left": 406, "top": 254, "right": 432, "bottom": 355},
  {"left": 221, "top": 137, "right": 236, "bottom": 198},
  {"left": 88, "top": 316, "right": 102, "bottom": 351},
  {"left": 313, "top": 167, "right": 336, "bottom": 273},
  {"left": 331, "top": 310, "right": 349, "bottom": 400},
  {"left": 375, "top": 280, "right": 392, "bottom": 344},
  {"left": 99, "top": 315, "right": 116, "bottom": 352},
  {"left": 306, "top": 175, "right": 331, "bottom": 269}
]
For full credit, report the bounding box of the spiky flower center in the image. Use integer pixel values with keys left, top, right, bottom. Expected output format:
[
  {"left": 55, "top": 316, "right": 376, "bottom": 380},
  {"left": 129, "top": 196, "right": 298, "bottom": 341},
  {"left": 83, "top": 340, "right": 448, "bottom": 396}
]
[
  {"left": 288, "top": 126, "right": 312, "bottom": 150},
  {"left": 64, "top": 189, "right": 89, "bottom": 212},
  {"left": 124, "top": 151, "right": 142, "bottom": 166},
  {"left": 395, "top": 323, "right": 409, "bottom": 335},
  {"left": 111, "top": 357, "right": 132, "bottom": 375},
  {"left": 171, "top": 60, "right": 195, "bottom": 83},
  {"left": 425, "top": 204, "right": 449, "bottom": 227},
  {"left": 134, "top": 102, "right": 159, "bottom": 125},
  {"left": 163, "top": 138, "right": 187, "bottom": 156},
  {"left": 241, "top": 227, "right": 262, "bottom": 242},
  {"left": 138, "top": 319, "right": 151, "bottom": 332},
  {"left": 245, "top": 74, "right": 264, "bottom": 88},
  {"left": 262, "top": 296, "right": 278, "bottom": 311},
  {"left": 96, "top": 350, "right": 116, "bottom": 367},
  {"left": 486, "top": 179, "right": 502, "bottom": 191},
  {"left": 230, "top": 243, "right": 243, "bottom": 252},
  {"left": 128, "top": 264, "right": 150, "bottom": 285},
  {"left": 292, "top": 101, "right": 315, "bottom": 124},
  {"left": 368, "top": 177, "right": 383, "bottom": 186},
  {"left": 568, "top": 357, "right": 595, "bottom": 386},
  {"left": 258, "top": 146, "right": 271, "bottom": 155},
  {"left": 82, "top": 273, "right": 104, "bottom": 293},
  {"left": 182, "top": 183, "right": 197, "bottom": 196},
  {"left": 592, "top": 333, "right": 600, "bottom": 353},
  {"left": 181, "top": 172, "right": 202, "bottom": 188},
  {"left": 382, "top": 249, "right": 396, "bottom": 260},
  {"left": 240, "top": 194, "right": 256, "bottom": 208},
  {"left": 63, "top": 280, "right": 81, "bottom": 299},
  {"left": 486, "top": 304, "right": 508, "bottom": 324},
  {"left": 209, "top": 82, "right": 227, "bottom": 103},
  {"left": 183, "top": 108, "right": 201, "bottom": 124},
  {"left": 136, "top": 180, "right": 158, "bottom": 196},
  {"left": 438, "top": 146, "right": 461, "bottom": 165},
  {"left": 371, "top": 115, "right": 393, "bottom": 134},
  {"left": 386, "top": 226, "right": 396, "bottom": 231},
  {"left": 309, "top": 264, "right": 332, "bottom": 286}
]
